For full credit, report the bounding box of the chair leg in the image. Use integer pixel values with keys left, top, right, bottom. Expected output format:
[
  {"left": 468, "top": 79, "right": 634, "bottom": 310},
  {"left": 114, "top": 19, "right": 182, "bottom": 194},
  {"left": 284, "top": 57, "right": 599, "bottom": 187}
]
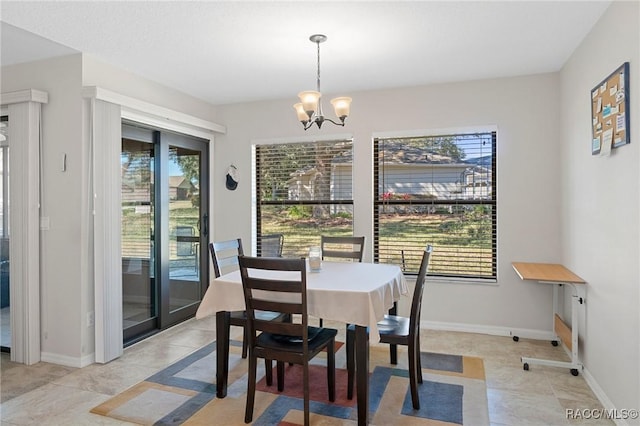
[
  {"left": 388, "top": 303, "right": 398, "bottom": 365},
  {"left": 241, "top": 327, "right": 248, "bottom": 359},
  {"left": 327, "top": 338, "right": 336, "bottom": 402},
  {"left": 277, "top": 361, "right": 285, "bottom": 392},
  {"left": 245, "top": 353, "right": 258, "bottom": 423},
  {"left": 407, "top": 342, "right": 420, "bottom": 410},
  {"left": 389, "top": 343, "right": 398, "bottom": 364},
  {"left": 346, "top": 327, "right": 355, "bottom": 399},
  {"left": 417, "top": 334, "right": 423, "bottom": 384},
  {"left": 265, "top": 359, "right": 273, "bottom": 386},
  {"left": 303, "top": 362, "right": 310, "bottom": 426}
]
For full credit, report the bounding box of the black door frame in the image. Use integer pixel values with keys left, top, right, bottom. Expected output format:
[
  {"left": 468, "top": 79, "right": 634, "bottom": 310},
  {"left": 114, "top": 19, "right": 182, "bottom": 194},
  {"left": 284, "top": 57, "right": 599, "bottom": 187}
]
[{"left": 122, "top": 122, "right": 209, "bottom": 344}]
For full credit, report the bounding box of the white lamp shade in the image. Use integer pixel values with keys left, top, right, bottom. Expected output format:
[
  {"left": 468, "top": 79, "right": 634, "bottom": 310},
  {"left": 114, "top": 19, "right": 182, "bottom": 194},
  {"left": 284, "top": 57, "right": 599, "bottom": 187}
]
[
  {"left": 298, "top": 91, "right": 321, "bottom": 115},
  {"left": 330, "top": 97, "right": 352, "bottom": 118},
  {"left": 293, "top": 103, "right": 309, "bottom": 122}
]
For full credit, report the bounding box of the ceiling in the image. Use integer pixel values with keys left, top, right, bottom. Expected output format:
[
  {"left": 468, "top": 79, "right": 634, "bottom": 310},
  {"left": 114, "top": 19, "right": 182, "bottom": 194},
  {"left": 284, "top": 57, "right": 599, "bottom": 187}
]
[{"left": 1, "top": 1, "right": 611, "bottom": 106}]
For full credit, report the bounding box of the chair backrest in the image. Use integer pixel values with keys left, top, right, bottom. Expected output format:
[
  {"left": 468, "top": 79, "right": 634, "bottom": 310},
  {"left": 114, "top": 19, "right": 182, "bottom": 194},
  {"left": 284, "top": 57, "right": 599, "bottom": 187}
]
[
  {"left": 259, "top": 233, "right": 284, "bottom": 257},
  {"left": 409, "top": 245, "right": 433, "bottom": 336},
  {"left": 320, "top": 236, "right": 365, "bottom": 262},
  {"left": 238, "top": 256, "right": 310, "bottom": 352},
  {"left": 209, "top": 238, "right": 244, "bottom": 278}
]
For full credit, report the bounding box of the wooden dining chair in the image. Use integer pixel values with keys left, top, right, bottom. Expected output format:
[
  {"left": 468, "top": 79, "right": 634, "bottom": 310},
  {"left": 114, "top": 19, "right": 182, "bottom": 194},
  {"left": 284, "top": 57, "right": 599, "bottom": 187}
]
[
  {"left": 259, "top": 233, "right": 284, "bottom": 257},
  {"left": 318, "top": 235, "right": 365, "bottom": 326},
  {"left": 320, "top": 235, "right": 365, "bottom": 262},
  {"left": 238, "top": 256, "right": 337, "bottom": 426},
  {"left": 209, "top": 239, "right": 289, "bottom": 360},
  {"left": 346, "top": 244, "right": 433, "bottom": 409}
]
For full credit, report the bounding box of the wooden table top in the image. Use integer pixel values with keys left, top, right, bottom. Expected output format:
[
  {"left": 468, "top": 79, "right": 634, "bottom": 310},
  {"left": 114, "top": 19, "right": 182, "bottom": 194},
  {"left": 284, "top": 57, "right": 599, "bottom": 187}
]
[{"left": 512, "top": 262, "right": 586, "bottom": 284}]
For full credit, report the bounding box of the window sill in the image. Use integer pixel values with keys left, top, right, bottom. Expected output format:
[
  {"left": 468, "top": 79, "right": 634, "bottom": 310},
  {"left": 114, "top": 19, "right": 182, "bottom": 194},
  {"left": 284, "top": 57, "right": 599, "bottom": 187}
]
[{"left": 413, "top": 275, "right": 498, "bottom": 286}]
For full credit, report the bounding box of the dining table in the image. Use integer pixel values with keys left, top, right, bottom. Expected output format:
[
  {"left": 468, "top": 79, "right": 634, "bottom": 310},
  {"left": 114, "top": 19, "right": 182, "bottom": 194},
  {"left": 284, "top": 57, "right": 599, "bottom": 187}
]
[{"left": 195, "top": 259, "right": 407, "bottom": 425}]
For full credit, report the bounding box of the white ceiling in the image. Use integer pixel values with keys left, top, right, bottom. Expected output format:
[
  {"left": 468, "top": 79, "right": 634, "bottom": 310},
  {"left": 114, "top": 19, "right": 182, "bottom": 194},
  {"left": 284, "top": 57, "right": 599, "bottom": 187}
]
[{"left": 1, "top": 1, "right": 611, "bottom": 106}]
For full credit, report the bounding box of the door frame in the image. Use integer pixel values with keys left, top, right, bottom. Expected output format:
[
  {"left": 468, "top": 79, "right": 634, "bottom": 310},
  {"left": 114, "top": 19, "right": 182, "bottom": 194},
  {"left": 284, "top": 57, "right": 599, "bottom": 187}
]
[
  {"left": 159, "top": 131, "right": 210, "bottom": 329},
  {"left": 121, "top": 123, "right": 210, "bottom": 342},
  {"left": 84, "top": 86, "right": 224, "bottom": 363}
]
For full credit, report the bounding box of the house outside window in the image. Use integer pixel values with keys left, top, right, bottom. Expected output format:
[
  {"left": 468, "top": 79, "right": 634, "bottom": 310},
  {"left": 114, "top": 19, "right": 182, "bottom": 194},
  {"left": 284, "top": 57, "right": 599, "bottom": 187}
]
[
  {"left": 374, "top": 132, "right": 497, "bottom": 279},
  {"left": 255, "top": 139, "right": 353, "bottom": 256}
]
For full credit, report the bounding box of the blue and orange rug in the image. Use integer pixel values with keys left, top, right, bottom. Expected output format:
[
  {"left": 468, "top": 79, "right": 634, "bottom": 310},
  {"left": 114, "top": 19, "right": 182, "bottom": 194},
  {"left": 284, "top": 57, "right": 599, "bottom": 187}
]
[{"left": 91, "top": 338, "right": 488, "bottom": 425}]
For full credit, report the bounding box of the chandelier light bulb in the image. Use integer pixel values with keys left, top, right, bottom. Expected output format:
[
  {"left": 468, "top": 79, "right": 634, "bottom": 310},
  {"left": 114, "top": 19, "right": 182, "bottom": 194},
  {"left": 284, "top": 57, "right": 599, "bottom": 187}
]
[
  {"left": 298, "top": 91, "right": 321, "bottom": 117},
  {"left": 293, "top": 103, "right": 309, "bottom": 123},
  {"left": 330, "top": 97, "right": 352, "bottom": 120}
]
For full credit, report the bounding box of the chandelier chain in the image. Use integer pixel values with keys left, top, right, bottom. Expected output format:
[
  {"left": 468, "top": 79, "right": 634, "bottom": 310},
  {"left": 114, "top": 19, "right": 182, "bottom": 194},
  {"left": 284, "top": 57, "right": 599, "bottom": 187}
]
[
  {"left": 316, "top": 40, "right": 323, "bottom": 116},
  {"left": 316, "top": 39, "right": 321, "bottom": 93}
]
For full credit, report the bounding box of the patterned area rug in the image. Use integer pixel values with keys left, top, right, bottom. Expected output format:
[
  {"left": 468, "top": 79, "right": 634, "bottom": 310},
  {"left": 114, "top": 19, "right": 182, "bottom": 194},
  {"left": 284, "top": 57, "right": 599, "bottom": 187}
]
[{"left": 91, "top": 338, "right": 488, "bottom": 425}]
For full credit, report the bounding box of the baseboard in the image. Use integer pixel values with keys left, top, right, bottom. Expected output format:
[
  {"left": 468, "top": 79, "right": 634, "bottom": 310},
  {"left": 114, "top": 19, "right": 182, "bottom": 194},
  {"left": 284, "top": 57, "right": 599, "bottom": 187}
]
[
  {"left": 80, "top": 352, "right": 96, "bottom": 367},
  {"left": 581, "top": 367, "right": 631, "bottom": 426},
  {"left": 41, "top": 351, "right": 95, "bottom": 368},
  {"left": 423, "top": 320, "right": 629, "bottom": 426},
  {"left": 421, "top": 320, "right": 555, "bottom": 341}
]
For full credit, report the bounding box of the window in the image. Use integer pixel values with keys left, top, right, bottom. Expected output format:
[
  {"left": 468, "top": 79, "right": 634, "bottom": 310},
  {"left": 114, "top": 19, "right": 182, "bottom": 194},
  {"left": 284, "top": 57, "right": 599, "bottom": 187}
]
[
  {"left": 255, "top": 139, "right": 353, "bottom": 256},
  {"left": 374, "top": 132, "right": 496, "bottom": 279}
]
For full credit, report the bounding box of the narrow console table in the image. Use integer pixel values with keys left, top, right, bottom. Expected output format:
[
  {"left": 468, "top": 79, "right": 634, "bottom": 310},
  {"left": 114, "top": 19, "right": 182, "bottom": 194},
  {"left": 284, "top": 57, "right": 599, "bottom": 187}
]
[{"left": 511, "top": 262, "right": 585, "bottom": 376}]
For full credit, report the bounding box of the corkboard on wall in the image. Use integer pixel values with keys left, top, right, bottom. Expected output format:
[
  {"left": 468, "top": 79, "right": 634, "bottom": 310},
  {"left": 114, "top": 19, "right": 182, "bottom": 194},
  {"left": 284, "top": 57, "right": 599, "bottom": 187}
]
[{"left": 591, "top": 62, "right": 630, "bottom": 156}]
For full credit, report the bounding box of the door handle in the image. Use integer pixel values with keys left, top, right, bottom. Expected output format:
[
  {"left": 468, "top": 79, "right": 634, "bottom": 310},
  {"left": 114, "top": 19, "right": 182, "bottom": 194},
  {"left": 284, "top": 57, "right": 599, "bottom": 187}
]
[{"left": 202, "top": 213, "right": 209, "bottom": 237}]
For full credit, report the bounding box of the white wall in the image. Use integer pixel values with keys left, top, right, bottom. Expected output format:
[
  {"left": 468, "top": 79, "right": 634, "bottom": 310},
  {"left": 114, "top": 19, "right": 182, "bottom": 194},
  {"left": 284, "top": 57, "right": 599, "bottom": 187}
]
[
  {"left": 82, "top": 55, "right": 219, "bottom": 123},
  {"left": 559, "top": 0, "right": 639, "bottom": 418},
  {"left": 1, "top": 54, "right": 86, "bottom": 363},
  {"left": 215, "top": 72, "right": 563, "bottom": 335}
]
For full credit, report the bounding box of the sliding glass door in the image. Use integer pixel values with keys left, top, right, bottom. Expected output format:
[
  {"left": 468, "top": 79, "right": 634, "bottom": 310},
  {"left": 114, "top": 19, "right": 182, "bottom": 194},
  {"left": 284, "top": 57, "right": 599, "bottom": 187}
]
[
  {"left": 121, "top": 123, "right": 208, "bottom": 344},
  {"left": 165, "top": 138, "right": 207, "bottom": 316},
  {"left": 121, "top": 128, "right": 155, "bottom": 342}
]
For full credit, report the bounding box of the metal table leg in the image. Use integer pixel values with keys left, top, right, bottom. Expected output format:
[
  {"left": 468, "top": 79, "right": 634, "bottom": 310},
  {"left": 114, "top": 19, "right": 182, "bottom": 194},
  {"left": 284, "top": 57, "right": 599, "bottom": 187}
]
[{"left": 521, "top": 283, "right": 583, "bottom": 375}]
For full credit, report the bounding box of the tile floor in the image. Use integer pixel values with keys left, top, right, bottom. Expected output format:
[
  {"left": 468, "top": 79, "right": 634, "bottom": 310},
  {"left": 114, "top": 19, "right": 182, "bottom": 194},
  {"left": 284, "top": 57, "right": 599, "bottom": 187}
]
[{"left": 0, "top": 317, "right": 611, "bottom": 425}]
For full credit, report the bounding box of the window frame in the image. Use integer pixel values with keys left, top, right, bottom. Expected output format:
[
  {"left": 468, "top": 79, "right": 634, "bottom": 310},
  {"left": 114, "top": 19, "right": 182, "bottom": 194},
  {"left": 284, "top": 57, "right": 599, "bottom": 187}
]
[
  {"left": 373, "top": 131, "right": 497, "bottom": 280},
  {"left": 253, "top": 138, "right": 355, "bottom": 257}
]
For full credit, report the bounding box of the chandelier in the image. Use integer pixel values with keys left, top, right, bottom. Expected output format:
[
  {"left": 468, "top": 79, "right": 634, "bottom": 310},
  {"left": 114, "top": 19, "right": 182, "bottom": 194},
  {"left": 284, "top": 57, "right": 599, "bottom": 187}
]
[{"left": 293, "top": 34, "right": 352, "bottom": 130}]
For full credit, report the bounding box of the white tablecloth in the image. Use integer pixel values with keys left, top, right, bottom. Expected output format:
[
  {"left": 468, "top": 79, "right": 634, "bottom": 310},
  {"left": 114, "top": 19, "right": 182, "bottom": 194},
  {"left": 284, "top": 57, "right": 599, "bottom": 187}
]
[{"left": 196, "top": 260, "right": 407, "bottom": 340}]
